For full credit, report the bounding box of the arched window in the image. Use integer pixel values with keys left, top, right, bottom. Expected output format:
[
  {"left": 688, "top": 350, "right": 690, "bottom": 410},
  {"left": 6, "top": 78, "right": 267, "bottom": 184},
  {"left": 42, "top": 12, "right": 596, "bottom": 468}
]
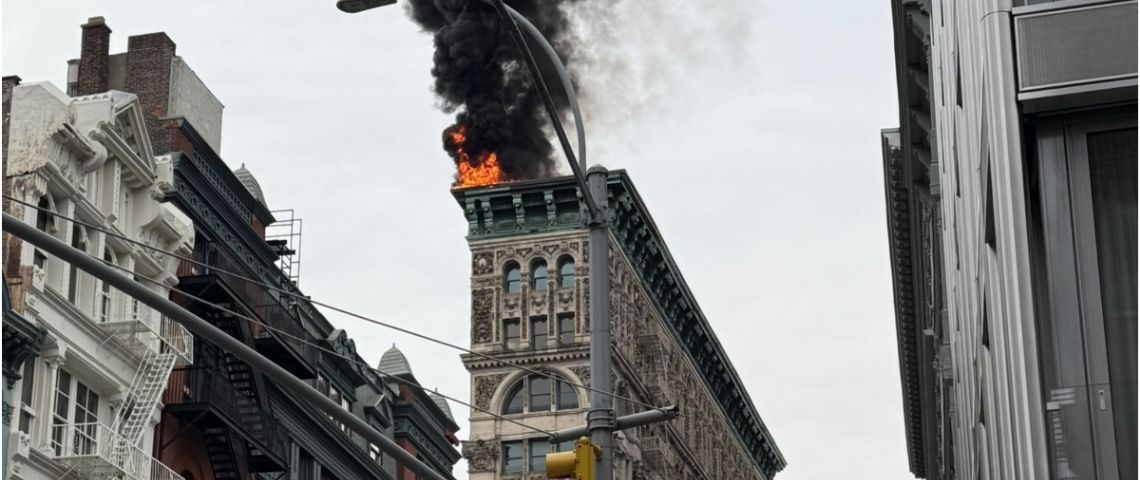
[
  {"left": 500, "top": 374, "right": 579, "bottom": 415},
  {"left": 531, "top": 260, "right": 547, "bottom": 291},
  {"left": 504, "top": 262, "right": 521, "bottom": 294},
  {"left": 557, "top": 257, "right": 575, "bottom": 289},
  {"left": 502, "top": 381, "right": 524, "bottom": 415}
]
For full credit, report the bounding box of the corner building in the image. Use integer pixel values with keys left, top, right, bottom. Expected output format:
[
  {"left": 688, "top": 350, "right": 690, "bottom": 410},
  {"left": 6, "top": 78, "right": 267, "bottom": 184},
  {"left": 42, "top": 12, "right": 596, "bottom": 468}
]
[
  {"left": 883, "top": 1, "right": 1136, "bottom": 478},
  {"left": 454, "top": 171, "right": 785, "bottom": 479}
]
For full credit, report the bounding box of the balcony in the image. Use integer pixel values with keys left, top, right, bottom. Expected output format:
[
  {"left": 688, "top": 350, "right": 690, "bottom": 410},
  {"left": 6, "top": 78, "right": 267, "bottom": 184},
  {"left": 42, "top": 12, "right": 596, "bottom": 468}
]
[
  {"left": 49, "top": 422, "right": 183, "bottom": 480},
  {"left": 177, "top": 242, "right": 316, "bottom": 377},
  {"left": 99, "top": 293, "right": 193, "bottom": 365},
  {"left": 163, "top": 367, "right": 288, "bottom": 471}
]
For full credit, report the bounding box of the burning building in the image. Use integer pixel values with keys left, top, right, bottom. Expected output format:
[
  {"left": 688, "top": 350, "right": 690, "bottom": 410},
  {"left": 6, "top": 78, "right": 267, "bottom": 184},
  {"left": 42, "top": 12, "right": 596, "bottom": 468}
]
[{"left": 453, "top": 172, "right": 785, "bottom": 479}]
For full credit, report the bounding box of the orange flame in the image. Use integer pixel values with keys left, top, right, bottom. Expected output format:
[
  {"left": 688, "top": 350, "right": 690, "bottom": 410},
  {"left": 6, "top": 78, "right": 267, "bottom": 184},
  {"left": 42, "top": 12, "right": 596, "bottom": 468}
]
[{"left": 451, "top": 125, "right": 506, "bottom": 188}]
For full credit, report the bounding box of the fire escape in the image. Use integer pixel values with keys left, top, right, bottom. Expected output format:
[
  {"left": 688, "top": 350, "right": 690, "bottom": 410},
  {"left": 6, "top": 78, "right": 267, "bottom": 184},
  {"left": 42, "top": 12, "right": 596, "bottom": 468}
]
[
  {"left": 50, "top": 294, "right": 193, "bottom": 480},
  {"left": 162, "top": 241, "right": 306, "bottom": 480}
]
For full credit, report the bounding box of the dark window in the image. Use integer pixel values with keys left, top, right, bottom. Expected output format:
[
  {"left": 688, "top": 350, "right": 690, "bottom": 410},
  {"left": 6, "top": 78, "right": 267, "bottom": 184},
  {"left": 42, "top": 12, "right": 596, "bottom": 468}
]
[
  {"left": 531, "top": 316, "right": 547, "bottom": 348},
  {"left": 532, "top": 260, "right": 548, "bottom": 291},
  {"left": 35, "top": 196, "right": 52, "bottom": 232},
  {"left": 502, "top": 441, "right": 524, "bottom": 474},
  {"left": 99, "top": 250, "right": 114, "bottom": 323},
  {"left": 504, "top": 263, "right": 521, "bottom": 293},
  {"left": 558, "top": 257, "right": 575, "bottom": 288},
  {"left": 529, "top": 377, "right": 551, "bottom": 412},
  {"left": 67, "top": 225, "right": 85, "bottom": 303},
  {"left": 18, "top": 361, "right": 35, "bottom": 433},
  {"left": 557, "top": 381, "right": 578, "bottom": 410},
  {"left": 502, "top": 382, "right": 524, "bottom": 415},
  {"left": 558, "top": 314, "right": 575, "bottom": 344},
  {"left": 33, "top": 251, "right": 47, "bottom": 269},
  {"left": 528, "top": 440, "right": 549, "bottom": 472},
  {"left": 503, "top": 319, "right": 521, "bottom": 348}
]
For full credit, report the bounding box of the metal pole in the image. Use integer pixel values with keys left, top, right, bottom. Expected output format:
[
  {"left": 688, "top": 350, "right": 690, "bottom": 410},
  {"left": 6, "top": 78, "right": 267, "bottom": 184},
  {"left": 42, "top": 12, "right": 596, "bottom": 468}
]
[
  {"left": 499, "top": 4, "right": 587, "bottom": 172},
  {"left": 550, "top": 405, "right": 678, "bottom": 443},
  {"left": 1, "top": 213, "right": 448, "bottom": 480},
  {"left": 586, "top": 165, "right": 613, "bottom": 480},
  {"left": 488, "top": 0, "right": 599, "bottom": 218}
]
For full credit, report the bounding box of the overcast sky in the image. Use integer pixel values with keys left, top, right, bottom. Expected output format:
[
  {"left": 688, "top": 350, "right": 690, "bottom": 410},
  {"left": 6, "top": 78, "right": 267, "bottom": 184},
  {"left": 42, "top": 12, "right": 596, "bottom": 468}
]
[{"left": 3, "top": 1, "right": 907, "bottom": 478}]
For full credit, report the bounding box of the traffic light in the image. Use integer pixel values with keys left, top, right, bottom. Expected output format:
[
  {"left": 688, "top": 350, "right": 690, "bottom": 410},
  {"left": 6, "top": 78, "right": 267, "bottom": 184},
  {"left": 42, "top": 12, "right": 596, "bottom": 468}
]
[{"left": 545, "top": 437, "right": 601, "bottom": 479}]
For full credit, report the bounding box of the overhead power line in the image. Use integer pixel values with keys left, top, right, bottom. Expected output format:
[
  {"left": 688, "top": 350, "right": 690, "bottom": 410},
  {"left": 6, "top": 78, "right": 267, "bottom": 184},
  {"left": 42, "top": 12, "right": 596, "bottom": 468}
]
[
  {"left": 5, "top": 195, "right": 665, "bottom": 412},
  {"left": 98, "top": 259, "right": 554, "bottom": 438}
]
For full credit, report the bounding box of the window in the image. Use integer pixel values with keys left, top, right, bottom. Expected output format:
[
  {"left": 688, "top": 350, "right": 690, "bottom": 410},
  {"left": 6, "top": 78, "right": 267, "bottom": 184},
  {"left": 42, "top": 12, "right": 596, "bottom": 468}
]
[
  {"left": 502, "top": 382, "right": 524, "bottom": 415},
  {"left": 18, "top": 361, "right": 36, "bottom": 433},
  {"left": 530, "top": 316, "right": 547, "bottom": 348},
  {"left": 503, "top": 319, "right": 521, "bottom": 349},
  {"left": 36, "top": 196, "right": 53, "bottom": 233},
  {"left": 557, "top": 257, "right": 575, "bottom": 288},
  {"left": 557, "top": 381, "right": 579, "bottom": 410},
  {"left": 528, "top": 440, "right": 549, "bottom": 472},
  {"left": 67, "top": 225, "right": 87, "bottom": 303},
  {"left": 558, "top": 314, "right": 575, "bottom": 344},
  {"left": 99, "top": 250, "right": 114, "bottom": 323},
  {"left": 502, "top": 441, "right": 524, "bottom": 474},
  {"left": 369, "top": 444, "right": 383, "bottom": 466},
  {"left": 52, "top": 370, "right": 100, "bottom": 456},
  {"left": 504, "top": 262, "right": 521, "bottom": 294},
  {"left": 529, "top": 377, "right": 551, "bottom": 412},
  {"left": 531, "top": 260, "right": 548, "bottom": 291},
  {"left": 501, "top": 374, "right": 578, "bottom": 414},
  {"left": 1032, "top": 115, "right": 1136, "bottom": 479}
]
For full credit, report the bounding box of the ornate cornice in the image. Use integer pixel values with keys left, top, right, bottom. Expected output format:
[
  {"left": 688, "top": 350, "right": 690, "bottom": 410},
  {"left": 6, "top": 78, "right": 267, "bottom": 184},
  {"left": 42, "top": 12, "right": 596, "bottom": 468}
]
[{"left": 461, "top": 344, "right": 589, "bottom": 370}]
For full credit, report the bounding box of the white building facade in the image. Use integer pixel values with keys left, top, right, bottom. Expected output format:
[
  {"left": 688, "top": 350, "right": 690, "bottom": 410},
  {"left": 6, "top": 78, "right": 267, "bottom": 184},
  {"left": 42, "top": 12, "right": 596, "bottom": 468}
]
[
  {"left": 884, "top": 1, "right": 1136, "bottom": 479},
  {"left": 3, "top": 80, "right": 195, "bottom": 480}
]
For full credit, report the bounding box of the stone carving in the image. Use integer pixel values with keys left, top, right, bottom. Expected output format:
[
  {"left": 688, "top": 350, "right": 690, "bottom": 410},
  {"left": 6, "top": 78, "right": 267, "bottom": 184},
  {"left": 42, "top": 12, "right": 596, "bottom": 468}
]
[
  {"left": 473, "top": 373, "right": 506, "bottom": 411},
  {"left": 472, "top": 251, "right": 494, "bottom": 275},
  {"left": 461, "top": 439, "right": 500, "bottom": 473},
  {"left": 471, "top": 289, "right": 495, "bottom": 344},
  {"left": 570, "top": 366, "right": 590, "bottom": 389}
]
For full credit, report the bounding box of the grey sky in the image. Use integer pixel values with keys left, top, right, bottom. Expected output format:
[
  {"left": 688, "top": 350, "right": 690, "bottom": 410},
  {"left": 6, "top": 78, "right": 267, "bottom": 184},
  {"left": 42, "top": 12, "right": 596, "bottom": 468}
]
[{"left": 2, "top": 1, "right": 906, "bottom": 478}]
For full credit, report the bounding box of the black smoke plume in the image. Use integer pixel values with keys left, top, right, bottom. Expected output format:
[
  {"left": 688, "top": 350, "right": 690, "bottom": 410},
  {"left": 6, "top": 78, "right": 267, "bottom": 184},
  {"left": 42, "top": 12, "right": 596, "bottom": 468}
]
[{"left": 406, "top": 0, "right": 578, "bottom": 181}]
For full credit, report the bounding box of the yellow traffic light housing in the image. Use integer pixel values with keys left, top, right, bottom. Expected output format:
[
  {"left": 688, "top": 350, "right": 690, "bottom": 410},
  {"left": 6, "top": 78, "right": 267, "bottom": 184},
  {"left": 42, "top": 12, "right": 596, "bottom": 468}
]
[{"left": 546, "top": 437, "right": 601, "bottom": 479}]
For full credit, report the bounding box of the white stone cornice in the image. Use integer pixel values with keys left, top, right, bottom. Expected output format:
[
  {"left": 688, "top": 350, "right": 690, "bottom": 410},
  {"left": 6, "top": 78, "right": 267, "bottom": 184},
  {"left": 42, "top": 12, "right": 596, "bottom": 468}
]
[{"left": 90, "top": 121, "right": 155, "bottom": 189}]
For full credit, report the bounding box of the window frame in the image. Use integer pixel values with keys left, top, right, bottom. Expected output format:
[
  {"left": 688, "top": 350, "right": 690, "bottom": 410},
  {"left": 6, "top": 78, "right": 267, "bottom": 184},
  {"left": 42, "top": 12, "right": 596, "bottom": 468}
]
[
  {"left": 501, "top": 440, "right": 524, "bottom": 474},
  {"left": 503, "top": 318, "right": 521, "bottom": 349},
  {"left": 557, "top": 257, "right": 575, "bottom": 289},
  {"left": 51, "top": 369, "right": 100, "bottom": 457},
  {"left": 531, "top": 259, "right": 548, "bottom": 291},
  {"left": 530, "top": 316, "right": 547, "bottom": 349},
  {"left": 1032, "top": 112, "right": 1136, "bottom": 479},
  {"left": 504, "top": 262, "right": 521, "bottom": 294},
  {"left": 558, "top": 313, "right": 575, "bottom": 344}
]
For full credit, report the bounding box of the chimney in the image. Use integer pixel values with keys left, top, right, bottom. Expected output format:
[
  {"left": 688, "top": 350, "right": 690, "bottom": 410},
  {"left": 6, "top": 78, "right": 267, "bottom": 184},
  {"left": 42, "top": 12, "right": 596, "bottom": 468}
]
[
  {"left": 125, "top": 32, "right": 176, "bottom": 155},
  {"left": 76, "top": 17, "right": 111, "bottom": 96}
]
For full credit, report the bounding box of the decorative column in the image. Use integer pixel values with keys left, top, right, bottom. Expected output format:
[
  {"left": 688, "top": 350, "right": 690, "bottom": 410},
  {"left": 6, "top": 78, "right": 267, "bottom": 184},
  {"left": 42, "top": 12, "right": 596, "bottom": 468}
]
[{"left": 37, "top": 350, "right": 64, "bottom": 451}]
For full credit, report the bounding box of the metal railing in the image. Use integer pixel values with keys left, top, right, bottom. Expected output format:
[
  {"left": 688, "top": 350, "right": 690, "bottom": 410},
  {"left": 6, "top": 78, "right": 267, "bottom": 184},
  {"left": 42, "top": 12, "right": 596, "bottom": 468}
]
[
  {"left": 49, "top": 422, "right": 184, "bottom": 480},
  {"left": 164, "top": 367, "right": 288, "bottom": 461},
  {"left": 101, "top": 293, "right": 194, "bottom": 364},
  {"left": 180, "top": 242, "right": 317, "bottom": 366}
]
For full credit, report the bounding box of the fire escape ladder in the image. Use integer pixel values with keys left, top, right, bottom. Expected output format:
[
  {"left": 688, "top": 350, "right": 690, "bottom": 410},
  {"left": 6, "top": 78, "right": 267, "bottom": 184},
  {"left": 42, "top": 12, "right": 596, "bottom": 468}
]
[
  {"left": 203, "top": 426, "right": 246, "bottom": 480},
  {"left": 111, "top": 349, "right": 180, "bottom": 447}
]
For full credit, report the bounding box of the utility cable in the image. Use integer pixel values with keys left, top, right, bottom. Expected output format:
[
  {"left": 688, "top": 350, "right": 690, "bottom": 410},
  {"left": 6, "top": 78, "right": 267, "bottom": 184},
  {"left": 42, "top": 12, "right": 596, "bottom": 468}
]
[
  {"left": 5, "top": 195, "right": 665, "bottom": 412},
  {"left": 96, "top": 255, "right": 555, "bottom": 438}
]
